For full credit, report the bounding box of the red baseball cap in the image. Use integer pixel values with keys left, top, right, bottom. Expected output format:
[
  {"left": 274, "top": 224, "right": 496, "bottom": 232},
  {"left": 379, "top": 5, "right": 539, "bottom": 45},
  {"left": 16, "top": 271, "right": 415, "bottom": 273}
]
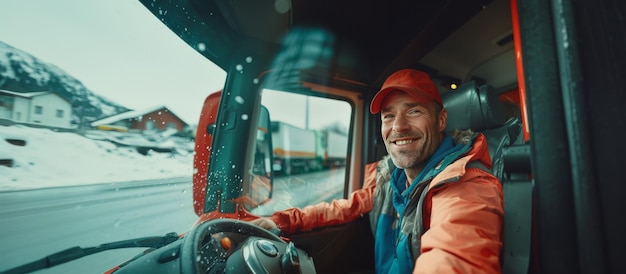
[{"left": 369, "top": 69, "right": 442, "bottom": 114}]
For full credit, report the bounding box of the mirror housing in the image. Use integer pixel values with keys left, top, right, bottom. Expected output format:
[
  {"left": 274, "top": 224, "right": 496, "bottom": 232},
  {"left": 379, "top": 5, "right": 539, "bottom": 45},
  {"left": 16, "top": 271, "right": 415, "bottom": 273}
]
[{"left": 192, "top": 91, "right": 222, "bottom": 216}]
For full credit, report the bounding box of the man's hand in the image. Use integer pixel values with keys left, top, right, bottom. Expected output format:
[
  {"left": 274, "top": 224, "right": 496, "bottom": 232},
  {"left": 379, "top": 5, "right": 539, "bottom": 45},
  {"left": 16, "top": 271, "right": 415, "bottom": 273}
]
[{"left": 250, "top": 217, "right": 278, "bottom": 230}]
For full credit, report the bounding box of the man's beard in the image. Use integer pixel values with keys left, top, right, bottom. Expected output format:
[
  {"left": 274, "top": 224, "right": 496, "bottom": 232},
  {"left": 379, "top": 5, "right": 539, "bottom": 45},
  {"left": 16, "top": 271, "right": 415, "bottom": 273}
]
[{"left": 388, "top": 144, "right": 427, "bottom": 170}]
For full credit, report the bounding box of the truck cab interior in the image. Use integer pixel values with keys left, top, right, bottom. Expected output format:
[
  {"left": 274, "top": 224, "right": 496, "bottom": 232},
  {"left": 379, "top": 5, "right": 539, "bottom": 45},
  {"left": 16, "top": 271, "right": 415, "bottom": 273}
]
[{"left": 134, "top": 0, "right": 625, "bottom": 273}]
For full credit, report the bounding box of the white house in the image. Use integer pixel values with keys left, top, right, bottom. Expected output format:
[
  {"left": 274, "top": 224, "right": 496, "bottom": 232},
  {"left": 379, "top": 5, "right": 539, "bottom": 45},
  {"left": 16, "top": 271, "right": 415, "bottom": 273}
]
[{"left": 0, "top": 90, "right": 73, "bottom": 128}]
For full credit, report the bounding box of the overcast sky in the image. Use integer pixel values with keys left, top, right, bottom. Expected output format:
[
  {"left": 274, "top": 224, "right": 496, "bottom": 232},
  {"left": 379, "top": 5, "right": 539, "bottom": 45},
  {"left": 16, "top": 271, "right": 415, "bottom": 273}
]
[
  {"left": 0, "top": 0, "right": 351, "bottom": 130},
  {"left": 0, "top": 0, "right": 226, "bottom": 124}
]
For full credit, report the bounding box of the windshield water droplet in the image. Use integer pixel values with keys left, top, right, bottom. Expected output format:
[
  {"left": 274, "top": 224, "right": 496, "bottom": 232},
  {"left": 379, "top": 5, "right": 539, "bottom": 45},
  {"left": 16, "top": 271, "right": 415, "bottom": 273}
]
[
  {"left": 235, "top": 64, "right": 243, "bottom": 71},
  {"left": 235, "top": 96, "right": 244, "bottom": 104},
  {"left": 241, "top": 114, "right": 248, "bottom": 120},
  {"left": 245, "top": 56, "right": 253, "bottom": 63},
  {"left": 198, "top": 43, "right": 206, "bottom": 52}
]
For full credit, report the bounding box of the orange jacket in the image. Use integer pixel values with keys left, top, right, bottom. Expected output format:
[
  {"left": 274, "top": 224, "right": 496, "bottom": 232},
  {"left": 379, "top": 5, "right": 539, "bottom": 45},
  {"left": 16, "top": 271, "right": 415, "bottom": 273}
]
[{"left": 272, "top": 131, "right": 504, "bottom": 273}]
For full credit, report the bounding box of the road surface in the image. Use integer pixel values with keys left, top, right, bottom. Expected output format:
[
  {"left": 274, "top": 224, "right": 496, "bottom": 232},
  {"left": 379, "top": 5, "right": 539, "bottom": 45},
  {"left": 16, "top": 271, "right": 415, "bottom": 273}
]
[
  {"left": 0, "top": 177, "right": 197, "bottom": 273},
  {"left": 0, "top": 169, "right": 345, "bottom": 273}
]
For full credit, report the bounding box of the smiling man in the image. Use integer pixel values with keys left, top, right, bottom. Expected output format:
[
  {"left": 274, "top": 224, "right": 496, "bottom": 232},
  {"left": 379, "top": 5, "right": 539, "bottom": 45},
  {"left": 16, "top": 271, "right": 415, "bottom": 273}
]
[
  {"left": 253, "top": 69, "right": 504, "bottom": 273},
  {"left": 368, "top": 68, "right": 504, "bottom": 273}
]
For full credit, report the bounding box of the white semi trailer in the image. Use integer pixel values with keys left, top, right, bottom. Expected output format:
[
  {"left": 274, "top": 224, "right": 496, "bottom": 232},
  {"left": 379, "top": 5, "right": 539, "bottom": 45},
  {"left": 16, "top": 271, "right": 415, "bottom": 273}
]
[{"left": 271, "top": 121, "right": 348, "bottom": 175}]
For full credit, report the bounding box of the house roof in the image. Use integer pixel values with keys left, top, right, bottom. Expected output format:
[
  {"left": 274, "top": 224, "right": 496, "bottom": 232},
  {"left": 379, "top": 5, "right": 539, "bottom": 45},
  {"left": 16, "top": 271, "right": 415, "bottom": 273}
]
[
  {"left": 91, "top": 105, "right": 188, "bottom": 127},
  {"left": 0, "top": 89, "right": 50, "bottom": 98},
  {"left": 0, "top": 89, "right": 72, "bottom": 104}
]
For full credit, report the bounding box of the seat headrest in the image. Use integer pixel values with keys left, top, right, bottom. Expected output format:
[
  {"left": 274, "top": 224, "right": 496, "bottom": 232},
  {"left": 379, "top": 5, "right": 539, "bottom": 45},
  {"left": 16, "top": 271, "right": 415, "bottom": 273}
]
[{"left": 443, "top": 80, "right": 507, "bottom": 132}]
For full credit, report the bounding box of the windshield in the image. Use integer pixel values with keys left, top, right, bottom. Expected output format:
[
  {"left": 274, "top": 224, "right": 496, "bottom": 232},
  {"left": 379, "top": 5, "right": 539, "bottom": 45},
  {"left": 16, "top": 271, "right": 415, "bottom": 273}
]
[
  {"left": 0, "top": 1, "right": 225, "bottom": 272},
  {"left": 0, "top": 1, "right": 357, "bottom": 273}
]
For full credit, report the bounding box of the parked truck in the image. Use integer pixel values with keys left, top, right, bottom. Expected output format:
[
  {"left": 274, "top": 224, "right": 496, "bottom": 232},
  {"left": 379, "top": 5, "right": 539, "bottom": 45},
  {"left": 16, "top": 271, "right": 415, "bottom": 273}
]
[
  {"left": 314, "top": 130, "right": 348, "bottom": 169},
  {"left": 271, "top": 121, "right": 348, "bottom": 175}
]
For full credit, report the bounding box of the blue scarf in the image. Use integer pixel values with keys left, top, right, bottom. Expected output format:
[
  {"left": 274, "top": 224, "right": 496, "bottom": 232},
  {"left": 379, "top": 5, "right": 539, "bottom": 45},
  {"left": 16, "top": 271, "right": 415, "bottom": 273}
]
[{"left": 375, "top": 135, "right": 464, "bottom": 273}]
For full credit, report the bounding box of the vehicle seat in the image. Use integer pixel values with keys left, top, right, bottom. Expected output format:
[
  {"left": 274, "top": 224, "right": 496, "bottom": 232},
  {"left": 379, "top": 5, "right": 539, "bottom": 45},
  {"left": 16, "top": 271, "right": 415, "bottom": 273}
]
[
  {"left": 442, "top": 81, "right": 506, "bottom": 134},
  {"left": 443, "top": 80, "right": 508, "bottom": 157},
  {"left": 444, "top": 80, "right": 525, "bottom": 180},
  {"left": 442, "top": 81, "right": 532, "bottom": 274}
]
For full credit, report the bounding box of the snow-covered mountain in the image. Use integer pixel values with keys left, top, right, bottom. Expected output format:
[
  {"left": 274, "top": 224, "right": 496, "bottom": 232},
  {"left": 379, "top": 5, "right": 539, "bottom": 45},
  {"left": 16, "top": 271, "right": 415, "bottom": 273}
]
[{"left": 0, "top": 40, "right": 129, "bottom": 124}]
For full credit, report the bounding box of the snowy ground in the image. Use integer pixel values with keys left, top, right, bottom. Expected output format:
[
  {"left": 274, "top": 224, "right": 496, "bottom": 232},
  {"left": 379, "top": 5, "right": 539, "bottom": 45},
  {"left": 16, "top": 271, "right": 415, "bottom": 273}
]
[{"left": 0, "top": 125, "right": 195, "bottom": 191}]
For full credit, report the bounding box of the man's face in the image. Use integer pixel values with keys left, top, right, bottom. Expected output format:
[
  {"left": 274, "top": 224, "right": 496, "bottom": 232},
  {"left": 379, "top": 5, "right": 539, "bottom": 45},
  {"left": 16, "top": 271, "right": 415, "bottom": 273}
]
[{"left": 380, "top": 90, "right": 447, "bottom": 171}]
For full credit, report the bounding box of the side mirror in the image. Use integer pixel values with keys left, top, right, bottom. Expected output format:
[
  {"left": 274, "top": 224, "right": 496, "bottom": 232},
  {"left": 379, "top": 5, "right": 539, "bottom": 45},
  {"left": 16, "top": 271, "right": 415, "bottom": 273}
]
[
  {"left": 192, "top": 91, "right": 274, "bottom": 216},
  {"left": 242, "top": 105, "right": 273, "bottom": 209}
]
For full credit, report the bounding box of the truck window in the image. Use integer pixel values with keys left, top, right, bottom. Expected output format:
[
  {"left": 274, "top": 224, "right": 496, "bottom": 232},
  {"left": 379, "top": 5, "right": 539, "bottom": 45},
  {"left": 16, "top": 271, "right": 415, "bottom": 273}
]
[{"left": 249, "top": 89, "right": 352, "bottom": 216}]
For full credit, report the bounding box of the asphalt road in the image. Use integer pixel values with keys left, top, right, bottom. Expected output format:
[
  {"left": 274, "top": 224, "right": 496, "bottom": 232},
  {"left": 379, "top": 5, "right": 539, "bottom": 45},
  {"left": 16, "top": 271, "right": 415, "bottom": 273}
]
[
  {"left": 0, "top": 177, "right": 198, "bottom": 274},
  {"left": 0, "top": 170, "right": 345, "bottom": 273}
]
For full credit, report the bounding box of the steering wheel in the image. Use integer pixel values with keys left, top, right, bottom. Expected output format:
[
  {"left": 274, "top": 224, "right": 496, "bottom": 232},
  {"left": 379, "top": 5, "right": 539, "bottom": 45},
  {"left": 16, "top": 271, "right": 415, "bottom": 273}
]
[{"left": 179, "top": 219, "right": 316, "bottom": 274}]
